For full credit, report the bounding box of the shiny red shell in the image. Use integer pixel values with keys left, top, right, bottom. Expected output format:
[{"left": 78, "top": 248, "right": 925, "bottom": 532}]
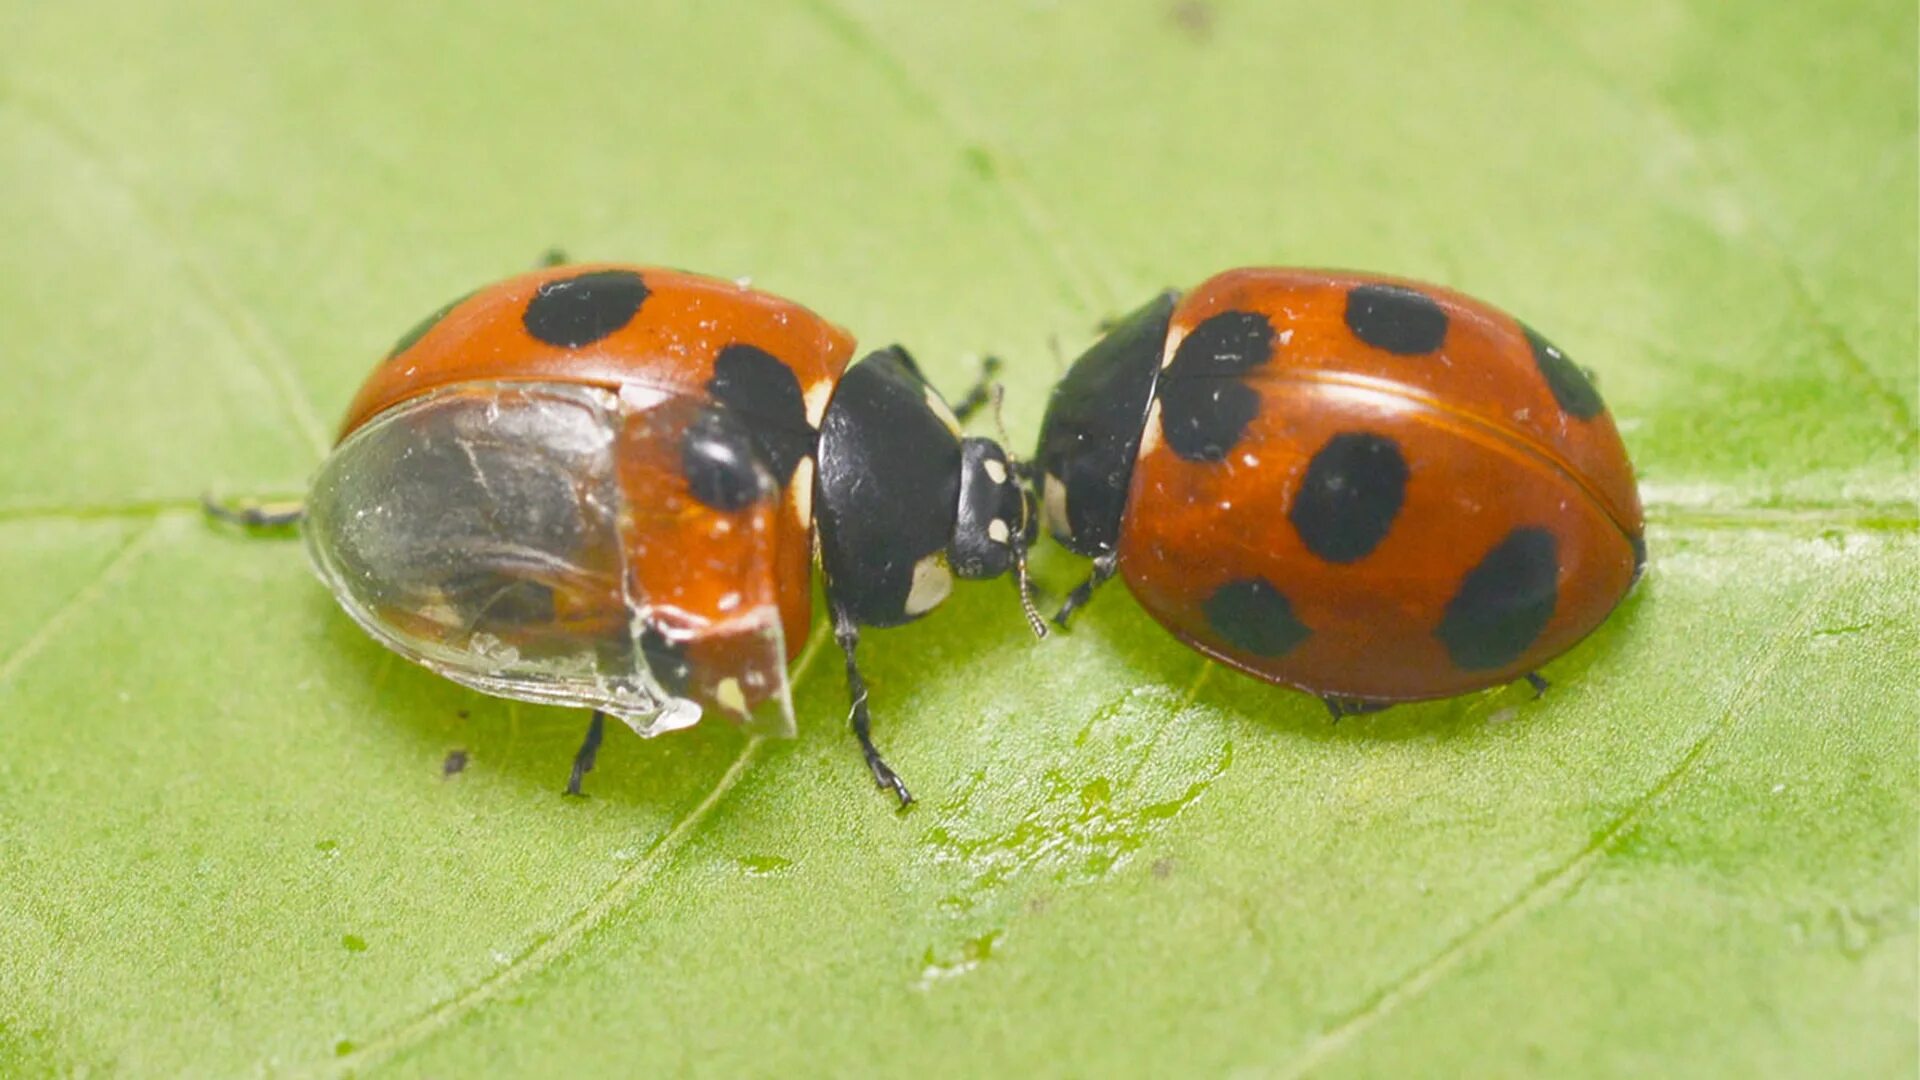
[
  {"left": 1118, "top": 268, "right": 1644, "bottom": 702},
  {"left": 343, "top": 264, "right": 855, "bottom": 673}
]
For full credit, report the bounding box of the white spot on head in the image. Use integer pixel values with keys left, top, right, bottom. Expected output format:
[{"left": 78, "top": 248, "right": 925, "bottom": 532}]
[
  {"left": 904, "top": 554, "right": 954, "bottom": 616},
  {"left": 982, "top": 458, "right": 1008, "bottom": 485},
  {"left": 926, "top": 387, "right": 962, "bottom": 435},
  {"left": 803, "top": 380, "right": 834, "bottom": 427},
  {"left": 1043, "top": 473, "right": 1071, "bottom": 537},
  {"left": 714, "top": 677, "right": 748, "bottom": 716},
  {"left": 988, "top": 518, "right": 1011, "bottom": 544}
]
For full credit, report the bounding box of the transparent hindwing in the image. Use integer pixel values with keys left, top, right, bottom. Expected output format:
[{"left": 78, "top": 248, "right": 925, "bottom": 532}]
[{"left": 304, "top": 380, "right": 796, "bottom": 737}]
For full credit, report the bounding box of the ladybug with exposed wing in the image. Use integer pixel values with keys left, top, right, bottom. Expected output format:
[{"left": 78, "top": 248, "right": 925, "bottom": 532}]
[{"left": 215, "top": 262, "right": 1042, "bottom": 805}]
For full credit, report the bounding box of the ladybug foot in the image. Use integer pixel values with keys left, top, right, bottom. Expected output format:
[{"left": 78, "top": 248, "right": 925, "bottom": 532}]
[
  {"left": 949, "top": 355, "right": 1004, "bottom": 424},
  {"left": 1323, "top": 696, "right": 1392, "bottom": 722},
  {"left": 1052, "top": 551, "right": 1119, "bottom": 630},
  {"left": 202, "top": 495, "right": 305, "bottom": 529},
  {"left": 863, "top": 749, "right": 915, "bottom": 808},
  {"left": 1525, "top": 672, "right": 1551, "bottom": 699},
  {"left": 564, "top": 710, "right": 607, "bottom": 797}
]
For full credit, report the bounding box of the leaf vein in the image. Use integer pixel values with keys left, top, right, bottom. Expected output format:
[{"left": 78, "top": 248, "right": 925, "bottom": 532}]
[
  {"left": 0, "top": 519, "right": 166, "bottom": 692},
  {"left": 1268, "top": 578, "right": 1833, "bottom": 1079},
  {"left": 0, "top": 83, "right": 332, "bottom": 457},
  {"left": 1502, "top": 5, "right": 1917, "bottom": 450},
  {"left": 323, "top": 618, "right": 837, "bottom": 1075}
]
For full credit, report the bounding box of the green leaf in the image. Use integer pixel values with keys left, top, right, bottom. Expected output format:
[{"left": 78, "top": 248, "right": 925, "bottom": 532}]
[{"left": 0, "top": 1, "right": 1912, "bottom": 1076}]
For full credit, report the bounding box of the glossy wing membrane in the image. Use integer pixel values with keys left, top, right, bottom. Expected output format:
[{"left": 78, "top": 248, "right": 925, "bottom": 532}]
[{"left": 304, "top": 381, "right": 796, "bottom": 737}]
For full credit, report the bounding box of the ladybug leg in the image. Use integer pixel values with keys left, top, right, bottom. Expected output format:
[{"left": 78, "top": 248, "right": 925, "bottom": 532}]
[
  {"left": 949, "top": 355, "right": 1005, "bottom": 424},
  {"left": 1323, "top": 697, "right": 1391, "bottom": 722},
  {"left": 563, "top": 710, "right": 607, "bottom": 797},
  {"left": 201, "top": 496, "right": 305, "bottom": 528},
  {"left": 1525, "top": 672, "right": 1551, "bottom": 698},
  {"left": 832, "top": 603, "right": 914, "bottom": 808},
  {"left": 537, "top": 248, "right": 569, "bottom": 268},
  {"left": 1052, "top": 550, "right": 1119, "bottom": 629}
]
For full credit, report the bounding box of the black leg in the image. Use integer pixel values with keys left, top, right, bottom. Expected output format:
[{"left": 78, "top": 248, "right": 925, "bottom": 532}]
[
  {"left": 1525, "top": 672, "right": 1551, "bottom": 698},
  {"left": 1052, "top": 550, "right": 1119, "bottom": 629},
  {"left": 201, "top": 496, "right": 305, "bottom": 528},
  {"left": 1323, "top": 696, "right": 1392, "bottom": 721},
  {"left": 833, "top": 604, "right": 913, "bottom": 807},
  {"left": 949, "top": 355, "right": 1004, "bottom": 424},
  {"left": 565, "top": 710, "right": 607, "bottom": 796}
]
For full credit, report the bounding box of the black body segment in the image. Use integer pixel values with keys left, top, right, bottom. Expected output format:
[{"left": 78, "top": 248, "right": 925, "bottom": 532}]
[
  {"left": 814, "top": 347, "right": 964, "bottom": 628},
  {"left": 1032, "top": 291, "right": 1178, "bottom": 556}
]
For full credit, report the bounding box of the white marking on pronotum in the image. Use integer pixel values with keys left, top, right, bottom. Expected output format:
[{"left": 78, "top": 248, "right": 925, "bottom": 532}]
[
  {"left": 982, "top": 458, "right": 1008, "bottom": 485},
  {"left": 926, "top": 387, "right": 962, "bottom": 435},
  {"left": 987, "top": 519, "right": 1011, "bottom": 544},
  {"left": 789, "top": 457, "right": 815, "bottom": 532},
  {"left": 1043, "top": 473, "right": 1071, "bottom": 537},
  {"left": 903, "top": 554, "right": 954, "bottom": 616},
  {"left": 803, "top": 380, "right": 834, "bottom": 427}
]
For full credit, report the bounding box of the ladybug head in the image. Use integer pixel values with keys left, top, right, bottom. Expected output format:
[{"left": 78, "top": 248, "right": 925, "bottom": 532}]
[{"left": 948, "top": 436, "right": 1045, "bottom": 636}]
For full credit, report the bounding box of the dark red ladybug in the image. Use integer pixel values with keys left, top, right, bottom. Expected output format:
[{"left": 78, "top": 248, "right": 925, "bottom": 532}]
[
  {"left": 219, "top": 262, "right": 1040, "bottom": 804},
  {"left": 1033, "top": 267, "right": 1645, "bottom": 714}
]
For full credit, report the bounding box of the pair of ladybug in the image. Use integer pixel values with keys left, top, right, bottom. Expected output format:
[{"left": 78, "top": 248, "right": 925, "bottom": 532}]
[{"left": 231, "top": 262, "right": 1643, "bottom": 805}]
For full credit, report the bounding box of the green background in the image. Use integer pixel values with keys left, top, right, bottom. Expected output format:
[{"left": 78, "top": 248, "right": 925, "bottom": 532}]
[{"left": 1, "top": 1, "right": 1914, "bottom": 1076}]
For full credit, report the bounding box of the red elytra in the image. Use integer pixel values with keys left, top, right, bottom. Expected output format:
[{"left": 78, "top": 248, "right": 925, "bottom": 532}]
[
  {"left": 346, "top": 263, "right": 855, "bottom": 686},
  {"left": 1035, "top": 267, "right": 1645, "bottom": 707}
]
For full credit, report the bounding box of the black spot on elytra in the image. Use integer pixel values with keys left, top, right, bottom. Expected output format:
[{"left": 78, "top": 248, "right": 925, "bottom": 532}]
[
  {"left": 1159, "top": 310, "right": 1275, "bottom": 462},
  {"left": 387, "top": 290, "right": 475, "bottom": 359},
  {"left": 1203, "top": 578, "right": 1310, "bottom": 657},
  {"left": 681, "top": 406, "right": 770, "bottom": 512},
  {"left": 1168, "top": 310, "right": 1275, "bottom": 378},
  {"left": 1524, "top": 324, "right": 1604, "bottom": 420},
  {"left": 1289, "top": 432, "right": 1409, "bottom": 563},
  {"left": 707, "top": 344, "right": 816, "bottom": 482},
  {"left": 1344, "top": 283, "right": 1448, "bottom": 355},
  {"left": 639, "top": 622, "right": 694, "bottom": 696},
  {"left": 522, "top": 269, "right": 649, "bottom": 348},
  {"left": 1435, "top": 527, "right": 1560, "bottom": 671}
]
